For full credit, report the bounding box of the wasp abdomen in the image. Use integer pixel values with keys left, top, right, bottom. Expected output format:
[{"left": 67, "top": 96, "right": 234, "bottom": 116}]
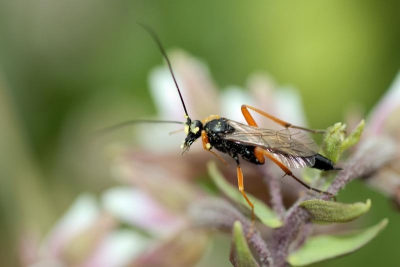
[{"left": 312, "top": 154, "right": 340, "bottom": 171}]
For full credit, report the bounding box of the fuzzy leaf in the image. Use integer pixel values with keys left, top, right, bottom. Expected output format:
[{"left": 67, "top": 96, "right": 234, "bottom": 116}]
[
  {"left": 287, "top": 218, "right": 388, "bottom": 266},
  {"left": 230, "top": 221, "right": 259, "bottom": 267},
  {"left": 341, "top": 120, "right": 365, "bottom": 152},
  {"left": 321, "top": 122, "right": 346, "bottom": 163},
  {"left": 300, "top": 199, "right": 371, "bottom": 223},
  {"left": 207, "top": 161, "right": 282, "bottom": 228}
]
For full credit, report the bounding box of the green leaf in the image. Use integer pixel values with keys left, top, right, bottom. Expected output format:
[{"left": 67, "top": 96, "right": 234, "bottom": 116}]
[
  {"left": 341, "top": 120, "right": 365, "bottom": 152},
  {"left": 287, "top": 218, "right": 388, "bottom": 266},
  {"left": 207, "top": 161, "right": 282, "bottom": 228},
  {"left": 230, "top": 221, "right": 259, "bottom": 267},
  {"left": 321, "top": 122, "right": 346, "bottom": 163},
  {"left": 300, "top": 199, "right": 371, "bottom": 223}
]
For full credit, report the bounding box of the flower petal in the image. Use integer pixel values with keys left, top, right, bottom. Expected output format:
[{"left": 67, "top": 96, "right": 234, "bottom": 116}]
[
  {"left": 82, "top": 229, "right": 149, "bottom": 267},
  {"left": 43, "top": 194, "right": 100, "bottom": 256},
  {"left": 102, "top": 187, "right": 184, "bottom": 236},
  {"left": 247, "top": 73, "right": 309, "bottom": 128},
  {"left": 149, "top": 50, "right": 220, "bottom": 120},
  {"left": 220, "top": 86, "right": 255, "bottom": 123}
]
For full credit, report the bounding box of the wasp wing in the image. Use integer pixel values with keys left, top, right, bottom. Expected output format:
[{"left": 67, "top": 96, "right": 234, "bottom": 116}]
[{"left": 224, "top": 120, "right": 319, "bottom": 169}]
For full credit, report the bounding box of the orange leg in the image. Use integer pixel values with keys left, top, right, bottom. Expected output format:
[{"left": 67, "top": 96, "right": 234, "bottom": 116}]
[
  {"left": 202, "top": 129, "right": 255, "bottom": 232},
  {"left": 241, "top": 104, "right": 325, "bottom": 134},
  {"left": 254, "top": 147, "right": 335, "bottom": 199},
  {"left": 236, "top": 161, "right": 255, "bottom": 236},
  {"left": 202, "top": 128, "right": 256, "bottom": 232},
  {"left": 236, "top": 164, "right": 255, "bottom": 221},
  {"left": 201, "top": 130, "right": 228, "bottom": 165}
]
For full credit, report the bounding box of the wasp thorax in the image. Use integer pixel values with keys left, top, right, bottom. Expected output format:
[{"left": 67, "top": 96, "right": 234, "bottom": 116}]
[
  {"left": 182, "top": 119, "right": 203, "bottom": 152},
  {"left": 207, "top": 118, "right": 234, "bottom": 134}
]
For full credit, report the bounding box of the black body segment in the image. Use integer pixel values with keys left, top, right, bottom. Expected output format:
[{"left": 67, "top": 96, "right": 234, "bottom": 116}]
[
  {"left": 204, "top": 118, "right": 338, "bottom": 171},
  {"left": 204, "top": 118, "right": 265, "bottom": 165},
  {"left": 312, "top": 154, "right": 340, "bottom": 171}
]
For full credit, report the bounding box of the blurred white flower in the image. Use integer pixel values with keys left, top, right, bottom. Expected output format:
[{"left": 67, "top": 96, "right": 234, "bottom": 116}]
[
  {"left": 102, "top": 187, "right": 185, "bottom": 236},
  {"left": 20, "top": 193, "right": 152, "bottom": 267}
]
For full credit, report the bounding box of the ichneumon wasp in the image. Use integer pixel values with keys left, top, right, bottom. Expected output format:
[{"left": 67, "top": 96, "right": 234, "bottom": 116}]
[{"left": 102, "top": 23, "right": 340, "bottom": 223}]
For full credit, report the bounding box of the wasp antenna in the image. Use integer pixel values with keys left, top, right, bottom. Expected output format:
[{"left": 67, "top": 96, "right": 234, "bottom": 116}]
[
  {"left": 94, "top": 119, "right": 184, "bottom": 137},
  {"left": 138, "top": 22, "right": 190, "bottom": 118}
]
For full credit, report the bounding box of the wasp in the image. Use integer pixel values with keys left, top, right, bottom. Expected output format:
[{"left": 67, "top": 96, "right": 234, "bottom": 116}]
[{"left": 104, "top": 23, "right": 340, "bottom": 221}]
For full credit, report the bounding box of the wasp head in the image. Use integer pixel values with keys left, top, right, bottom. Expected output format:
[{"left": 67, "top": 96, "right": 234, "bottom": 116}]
[{"left": 181, "top": 118, "right": 203, "bottom": 153}]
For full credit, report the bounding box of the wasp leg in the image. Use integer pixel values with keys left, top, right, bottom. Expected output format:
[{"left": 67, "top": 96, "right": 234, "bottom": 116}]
[
  {"left": 241, "top": 104, "right": 325, "bottom": 134},
  {"left": 201, "top": 130, "right": 228, "bottom": 165},
  {"left": 235, "top": 158, "right": 255, "bottom": 235},
  {"left": 254, "top": 147, "right": 335, "bottom": 199}
]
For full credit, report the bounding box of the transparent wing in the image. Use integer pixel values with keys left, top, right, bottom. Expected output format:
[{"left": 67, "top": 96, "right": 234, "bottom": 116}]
[{"left": 225, "top": 120, "right": 318, "bottom": 168}]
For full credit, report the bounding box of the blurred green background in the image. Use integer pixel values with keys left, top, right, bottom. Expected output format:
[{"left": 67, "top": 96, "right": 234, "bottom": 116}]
[{"left": 0, "top": 1, "right": 399, "bottom": 266}]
